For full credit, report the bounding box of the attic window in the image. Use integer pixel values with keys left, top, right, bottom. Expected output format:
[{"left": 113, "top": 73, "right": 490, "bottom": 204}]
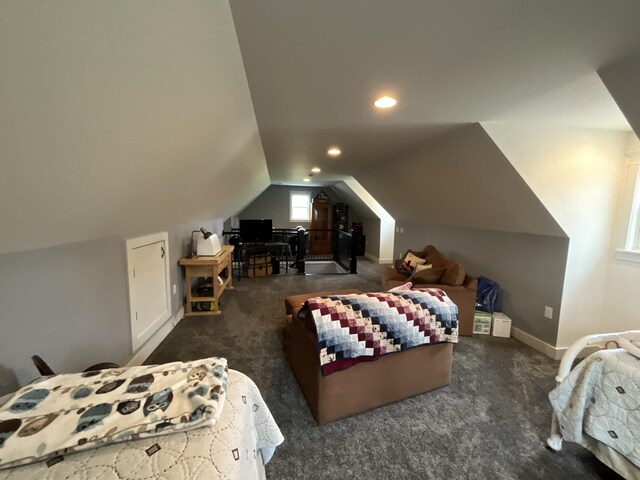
[
  {"left": 290, "top": 192, "right": 311, "bottom": 222},
  {"left": 615, "top": 141, "right": 640, "bottom": 262}
]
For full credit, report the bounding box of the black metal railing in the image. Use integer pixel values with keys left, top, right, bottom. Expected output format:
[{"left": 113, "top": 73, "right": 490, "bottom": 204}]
[
  {"left": 334, "top": 230, "right": 357, "bottom": 274},
  {"left": 222, "top": 226, "right": 358, "bottom": 275}
]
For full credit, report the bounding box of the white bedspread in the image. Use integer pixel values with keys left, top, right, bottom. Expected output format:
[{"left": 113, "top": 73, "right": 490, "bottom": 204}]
[
  {"left": 549, "top": 349, "right": 640, "bottom": 469},
  {"left": 0, "top": 369, "right": 284, "bottom": 480}
]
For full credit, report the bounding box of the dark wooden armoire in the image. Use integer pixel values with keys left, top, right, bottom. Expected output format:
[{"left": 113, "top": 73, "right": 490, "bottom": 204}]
[{"left": 310, "top": 191, "right": 333, "bottom": 255}]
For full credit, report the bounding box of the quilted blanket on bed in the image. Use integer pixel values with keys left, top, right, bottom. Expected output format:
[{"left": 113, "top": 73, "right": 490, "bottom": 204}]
[
  {"left": 0, "top": 370, "right": 284, "bottom": 480},
  {"left": 549, "top": 349, "right": 640, "bottom": 469},
  {"left": 306, "top": 289, "right": 458, "bottom": 375}
]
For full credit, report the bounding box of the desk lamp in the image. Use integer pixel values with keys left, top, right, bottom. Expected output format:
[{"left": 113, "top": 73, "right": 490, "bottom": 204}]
[{"left": 191, "top": 228, "right": 222, "bottom": 258}]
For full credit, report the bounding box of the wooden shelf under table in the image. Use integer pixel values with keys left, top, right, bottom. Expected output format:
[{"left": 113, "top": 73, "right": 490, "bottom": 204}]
[{"left": 179, "top": 245, "right": 234, "bottom": 317}]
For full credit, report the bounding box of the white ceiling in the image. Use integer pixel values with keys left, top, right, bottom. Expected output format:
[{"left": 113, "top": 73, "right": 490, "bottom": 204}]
[{"left": 230, "top": 0, "right": 640, "bottom": 185}]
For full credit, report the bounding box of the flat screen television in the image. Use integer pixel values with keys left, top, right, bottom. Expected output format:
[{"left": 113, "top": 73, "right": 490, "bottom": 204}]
[{"left": 239, "top": 219, "right": 273, "bottom": 243}]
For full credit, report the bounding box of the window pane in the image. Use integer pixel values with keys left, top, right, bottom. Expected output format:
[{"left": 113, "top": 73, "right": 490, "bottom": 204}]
[
  {"left": 290, "top": 192, "right": 311, "bottom": 221},
  {"left": 291, "top": 206, "right": 309, "bottom": 220},
  {"left": 291, "top": 194, "right": 309, "bottom": 208}
]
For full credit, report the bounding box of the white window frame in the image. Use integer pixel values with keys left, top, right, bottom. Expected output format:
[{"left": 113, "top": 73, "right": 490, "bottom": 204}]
[
  {"left": 615, "top": 145, "right": 640, "bottom": 262},
  {"left": 290, "top": 191, "right": 311, "bottom": 222}
]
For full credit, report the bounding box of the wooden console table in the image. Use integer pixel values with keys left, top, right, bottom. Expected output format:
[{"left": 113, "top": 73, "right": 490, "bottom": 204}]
[{"left": 179, "top": 245, "right": 233, "bottom": 316}]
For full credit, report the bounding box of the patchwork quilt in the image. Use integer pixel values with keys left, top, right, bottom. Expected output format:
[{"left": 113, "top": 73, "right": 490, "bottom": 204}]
[
  {"left": 0, "top": 357, "right": 228, "bottom": 470},
  {"left": 549, "top": 349, "right": 640, "bottom": 469},
  {"left": 0, "top": 370, "right": 284, "bottom": 480},
  {"left": 306, "top": 289, "right": 458, "bottom": 375}
]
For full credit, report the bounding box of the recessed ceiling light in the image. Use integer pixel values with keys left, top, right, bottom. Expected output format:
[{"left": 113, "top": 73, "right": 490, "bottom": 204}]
[
  {"left": 303, "top": 178, "right": 311, "bottom": 182},
  {"left": 311, "top": 167, "right": 321, "bottom": 173},
  {"left": 327, "top": 147, "right": 341, "bottom": 157},
  {"left": 374, "top": 96, "right": 397, "bottom": 109}
]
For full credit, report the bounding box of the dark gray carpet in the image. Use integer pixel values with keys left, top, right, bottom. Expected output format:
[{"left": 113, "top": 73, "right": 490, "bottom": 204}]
[{"left": 146, "top": 259, "right": 621, "bottom": 480}]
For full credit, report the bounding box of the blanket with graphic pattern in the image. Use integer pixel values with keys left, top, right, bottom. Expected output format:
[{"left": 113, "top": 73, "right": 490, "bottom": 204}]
[
  {"left": 549, "top": 349, "right": 640, "bottom": 469},
  {"left": 0, "top": 357, "right": 227, "bottom": 470},
  {"left": 306, "top": 289, "right": 458, "bottom": 375}
]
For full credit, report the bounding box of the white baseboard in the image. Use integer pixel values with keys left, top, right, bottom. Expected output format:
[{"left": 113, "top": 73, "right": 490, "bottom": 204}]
[
  {"left": 511, "top": 327, "right": 563, "bottom": 360},
  {"left": 511, "top": 327, "right": 600, "bottom": 361},
  {"left": 127, "top": 307, "right": 184, "bottom": 366},
  {"left": 364, "top": 252, "right": 393, "bottom": 265},
  {"left": 364, "top": 252, "right": 379, "bottom": 263}
]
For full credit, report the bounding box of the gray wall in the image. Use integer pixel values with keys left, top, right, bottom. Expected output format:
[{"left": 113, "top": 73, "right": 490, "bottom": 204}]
[
  {"left": 395, "top": 222, "right": 568, "bottom": 345},
  {"left": 237, "top": 185, "right": 363, "bottom": 229},
  {"left": 0, "top": 218, "right": 222, "bottom": 395},
  {"left": 363, "top": 217, "right": 381, "bottom": 259}
]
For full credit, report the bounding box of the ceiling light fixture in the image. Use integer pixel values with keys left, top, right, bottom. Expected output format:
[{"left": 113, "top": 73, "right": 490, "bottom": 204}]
[
  {"left": 311, "top": 167, "right": 321, "bottom": 173},
  {"left": 374, "top": 96, "right": 397, "bottom": 109},
  {"left": 303, "top": 178, "right": 311, "bottom": 182},
  {"left": 327, "top": 147, "right": 341, "bottom": 157}
]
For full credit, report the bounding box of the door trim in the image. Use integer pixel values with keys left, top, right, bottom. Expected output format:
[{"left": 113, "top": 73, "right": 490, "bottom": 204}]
[{"left": 125, "top": 232, "right": 172, "bottom": 353}]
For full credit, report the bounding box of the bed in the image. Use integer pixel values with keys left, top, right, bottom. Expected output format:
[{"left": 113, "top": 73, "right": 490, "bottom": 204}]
[
  {"left": 0, "top": 369, "right": 284, "bottom": 480},
  {"left": 547, "top": 330, "right": 640, "bottom": 480},
  {"left": 284, "top": 289, "right": 457, "bottom": 425}
]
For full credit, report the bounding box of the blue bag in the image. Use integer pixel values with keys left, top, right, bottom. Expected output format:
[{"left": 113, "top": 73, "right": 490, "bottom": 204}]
[{"left": 475, "top": 276, "right": 500, "bottom": 313}]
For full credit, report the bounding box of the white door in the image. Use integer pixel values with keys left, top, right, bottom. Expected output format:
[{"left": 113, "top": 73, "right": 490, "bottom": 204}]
[{"left": 127, "top": 233, "right": 171, "bottom": 351}]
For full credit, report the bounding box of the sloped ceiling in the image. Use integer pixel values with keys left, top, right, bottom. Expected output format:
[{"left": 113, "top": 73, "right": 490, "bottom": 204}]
[
  {"left": 0, "top": 1, "right": 269, "bottom": 255},
  {"left": 599, "top": 48, "right": 640, "bottom": 138},
  {"left": 330, "top": 181, "right": 377, "bottom": 220},
  {"left": 230, "top": 0, "right": 640, "bottom": 191},
  {"left": 356, "top": 123, "right": 565, "bottom": 236}
]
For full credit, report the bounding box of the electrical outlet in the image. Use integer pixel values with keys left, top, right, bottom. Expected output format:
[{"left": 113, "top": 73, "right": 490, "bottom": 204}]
[
  {"left": 395, "top": 226, "right": 400, "bottom": 233},
  {"left": 400, "top": 227, "right": 404, "bottom": 233},
  {"left": 172, "top": 284, "right": 177, "bottom": 295},
  {"left": 544, "top": 306, "right": 553, "bottom": 319}
]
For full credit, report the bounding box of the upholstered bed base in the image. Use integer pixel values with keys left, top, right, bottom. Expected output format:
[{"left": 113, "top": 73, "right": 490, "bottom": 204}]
[{"left": 284, "top": 291, "right": 453, "bottom": 425}]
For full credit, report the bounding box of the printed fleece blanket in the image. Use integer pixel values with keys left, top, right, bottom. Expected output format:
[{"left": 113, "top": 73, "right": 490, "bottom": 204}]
[
  {"left": 305, "top": 289, "right": 458, "bottom": 375},
  {"left": 549, "top": 349, "right": 640, "bottom": 469},
  {"left": 0, "top": 357, "right": 228, "bottom": 470}
]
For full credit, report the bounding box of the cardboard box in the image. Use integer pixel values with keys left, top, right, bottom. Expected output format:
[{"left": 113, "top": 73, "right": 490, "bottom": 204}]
[
  {"left": 492, "top": 312, "right": 512, "bottom": 337},
  {"left": 244, "top": 263, "right": 273, "bottom": 277},
  {"left": 473, "top": 311, "right": 492, "bottom": 335},
  {"left": 247, "top": 254, "right": 271, "bottom": 266}
]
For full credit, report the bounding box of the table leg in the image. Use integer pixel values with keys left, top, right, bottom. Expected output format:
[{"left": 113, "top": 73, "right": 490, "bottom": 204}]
[
  {"left": 227, "top": 253, "right": 234, "bottom": 289},
  {"left": 184, "top": 268, "right": 193, "bottom": 315}
]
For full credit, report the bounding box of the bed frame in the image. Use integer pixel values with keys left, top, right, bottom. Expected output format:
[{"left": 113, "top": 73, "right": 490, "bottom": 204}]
[{"left": 547, "top": 330, "right": 640, "bottom": 479}]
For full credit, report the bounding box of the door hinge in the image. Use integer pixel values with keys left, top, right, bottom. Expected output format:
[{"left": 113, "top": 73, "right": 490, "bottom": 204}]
[
  {"left": 133, "top": 268, "right": 136, "bottom": 279},
  {"left": 135, "top": 311, "right": 138, "bottom": 321}
]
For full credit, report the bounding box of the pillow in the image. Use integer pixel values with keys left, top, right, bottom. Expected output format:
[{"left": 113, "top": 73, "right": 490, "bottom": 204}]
[
  {"left": 440, "top": 263, "right": 466, "bottom": 286},
  {"left": 414, "top": 263, "right": 433, "bottom": 273},
  {"left": 423, "top": 246, "right": 448, "bottom": 270},
  {"left": 389, "top": 281, "right": 413, "bottom": 291},
  {"left": 396, "top": 251, "right": 426, "bottom": 276},
  {"left": 410, "top": 264, "right": 447, "bottom": 284}
]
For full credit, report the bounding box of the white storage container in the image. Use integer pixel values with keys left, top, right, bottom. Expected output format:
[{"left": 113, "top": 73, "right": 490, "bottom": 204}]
[
  {"left": 492, "top": 312, "right": 512, "bottom": 337},
  {"left": 473, "top": 311, "right": 492, "bottom": 335}
]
